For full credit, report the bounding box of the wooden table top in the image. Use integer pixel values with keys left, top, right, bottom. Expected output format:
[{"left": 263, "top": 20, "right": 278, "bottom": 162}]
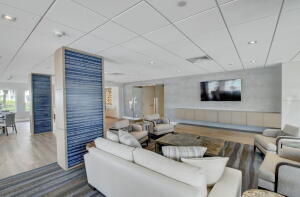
[
  {"left": 155, "top": 132, "right": 226, "bottom": 156},
  {"left": 242, "top": 189, "right": 284, "bottom": 197}
]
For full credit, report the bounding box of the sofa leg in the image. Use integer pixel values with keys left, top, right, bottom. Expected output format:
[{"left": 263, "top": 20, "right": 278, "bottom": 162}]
[
  {"left": 254, "top": 145, "right": 256, "bottom": 153},
  {"left": 88, "top": 184, "right": 96, "bottom": 190}
]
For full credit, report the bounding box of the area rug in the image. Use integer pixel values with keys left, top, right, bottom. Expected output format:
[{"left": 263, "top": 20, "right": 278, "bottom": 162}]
[
  {"left": 0, "top": 163, "right": 104, "bottom": 197},
  {"left": 0, "top": 140, "right": 263, "bottom": 196}
]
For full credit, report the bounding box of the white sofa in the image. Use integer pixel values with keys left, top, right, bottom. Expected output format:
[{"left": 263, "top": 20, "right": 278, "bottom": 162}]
[{"left": 84, "top": 138, "right": 242, "bottom": 197}]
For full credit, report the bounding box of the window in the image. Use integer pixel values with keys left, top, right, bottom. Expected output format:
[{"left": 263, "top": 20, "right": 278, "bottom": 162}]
[
  {"left": 25, "top": 90, "right": 31, "bottom": 111},
  {"left": 0, "top": 89, "right": 16, "bottom": 111}
]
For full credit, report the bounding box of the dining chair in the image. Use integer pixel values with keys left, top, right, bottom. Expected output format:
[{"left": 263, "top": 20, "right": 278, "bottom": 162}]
[{"left": 0, "top": 113, "right": 17, "bottom": 136}]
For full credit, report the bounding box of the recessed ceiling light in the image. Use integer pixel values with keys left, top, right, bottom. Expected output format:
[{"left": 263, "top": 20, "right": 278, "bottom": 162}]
[
  {"left": 1, "top": 14, "right": 16, "bottom": 22},
  {"left": 149, "top": 60, "right": 155, "bottom": 65},
  {"left": 177, "top": 70, "right": 181, "bottom": 73},
  {"left": 53, "top": 30, "right": 66, "bottom": 37},
  {"left": 177, "top": 1, "right": 187, "bottom": 7},
  {"left": 248, "top": 40, "right": 257, "bottom": 45},
  {"left": 250, "top": 60, "right": 256, "bottom": 63}
]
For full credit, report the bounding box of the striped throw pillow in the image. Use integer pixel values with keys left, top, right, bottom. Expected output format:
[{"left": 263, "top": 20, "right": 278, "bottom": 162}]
[{"left": 162, "top": 146, "right": 207, "bottom": 161}]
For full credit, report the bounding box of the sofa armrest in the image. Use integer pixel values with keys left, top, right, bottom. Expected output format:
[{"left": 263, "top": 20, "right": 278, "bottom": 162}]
[
  {"left": 208, "top": 168, "right": 242, "bottom": 197},
  {"left": 263, "top": 128, "right": 282, "bottom": 137},
  {"left": 131, "top": 124, "right": 143, "bottom": 132},
  {"left": 276, "top": 136, "right": 300, "bottom": 153},
  {"left": 275, "top": 162, "right": 300, "bottom": 196}
]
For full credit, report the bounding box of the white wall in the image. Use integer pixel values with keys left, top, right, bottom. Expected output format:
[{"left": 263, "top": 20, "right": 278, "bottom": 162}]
[
  {"left": 124, "top": 65, "right": 282, "bottom": 120},
  {"left": 0, "top": 82, "right": 30, "bottom": 121},
  {"left": 282, "top": 61, "right": 300, "bottom": 128}
]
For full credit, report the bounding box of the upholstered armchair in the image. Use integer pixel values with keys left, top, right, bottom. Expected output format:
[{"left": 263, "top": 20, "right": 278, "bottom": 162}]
[
  {"left": 109, "top": 119, "right": 149, "bottom": 145},
  {"left": 254, "top": 124, "right": 300, "bottom": 154},
  {"left": 143, "top": 114, "right": 174, "bottom": 137},
  {"left": 258, "top": 138, "right": 300, "bottom": 197}
]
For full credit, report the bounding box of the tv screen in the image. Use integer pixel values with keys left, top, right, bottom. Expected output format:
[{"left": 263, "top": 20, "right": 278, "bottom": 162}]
[{"left": 200, "top": 79, "right": 241, "bottom": 101}]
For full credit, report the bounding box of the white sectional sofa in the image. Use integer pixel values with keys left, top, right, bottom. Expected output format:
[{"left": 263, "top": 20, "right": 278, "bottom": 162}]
[{"left": 84, "top": 138, "right": 242, "bottom": 197}]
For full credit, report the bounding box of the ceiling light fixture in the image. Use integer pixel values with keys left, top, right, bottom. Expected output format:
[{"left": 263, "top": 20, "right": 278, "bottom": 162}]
[
  {"left": 149, "top": 60, "right": 155, "bottom": 65},
  {"left": 7, "top": 75, "right": 13, "bottom": 80},
  {"left": 250, "top": 60, "right": 256, "bottom": 63},
  {"left": 53, "top": 30, "right": 66, "bottom": 37},
  {"left": 1, "top": 14, "right": 16, "bottom": 22},
  {"left": 177, "top": 70, "right": 181, "bottom": 73},
  {"left": 177, "top": 1, "right": 187, "bottom": 7},
  {"left": 248, "top": 40, "right": 257, "bottom": 45}
]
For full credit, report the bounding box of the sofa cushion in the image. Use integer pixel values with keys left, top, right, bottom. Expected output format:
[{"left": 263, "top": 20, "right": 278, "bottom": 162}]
[
  {"left": 182, "top": 157, "right": 229, "bottom": 186},
  {"left": 112, "top": 119, "right": 129, "bottom": 129},
  {"left": 106, "top": 130, "right": 119, "bottom": 142},
  {"left": 282, "top": 124, "right": 300, "bottom": 137},
  {"left": 254, "top": 135, "right": 277, "bottom": 152},
  {"left": 259, "top": 152, "right": 299, "bottom": 182},
  {"left": 154, "top": 124, "right": 174, "bottom": 132},
  {"left": 162, "top": 146, "right": 207, "bottom": 161},
  {"left": 279, "top": 145, "right": 300, "bottom": 162},
  {"left": 130, "top": 130, "right": 148, "bottom": 140},
  {"left": 133, "top": 148, "right": 207, "bottom": 193},
  {"left": 119, "top": 130, "right": 142, "bottom": 148},
  {"left": 94, "top": 137, "right": 135, "bottom": 161},
  {"left": 144, "top": 114, "right": 160, "bottom": 121}
]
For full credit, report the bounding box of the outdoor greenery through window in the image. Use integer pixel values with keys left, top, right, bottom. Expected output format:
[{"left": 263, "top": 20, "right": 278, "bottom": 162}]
[
  {"left": 0, "top": 89, "right": 16, "bottom": 111},
  {"left": 25, "top": 90, "right": 31, "bottom": 111}
]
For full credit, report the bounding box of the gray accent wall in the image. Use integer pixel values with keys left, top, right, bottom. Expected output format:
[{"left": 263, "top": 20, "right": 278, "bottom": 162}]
[{"left": 123, "top": 65, "right": 282, "bottom": 120}]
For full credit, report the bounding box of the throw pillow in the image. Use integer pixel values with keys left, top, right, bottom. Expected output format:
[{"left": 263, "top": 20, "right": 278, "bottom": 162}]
[
  {"left": 106, "top": 130, "right": 119, "bottom": 142},
  {"left": 162, "top": 146, "right": 207, "bottom": 161},
  {"left": 181, "top": 157, "right": 229, "bottom": 186},
  {"left": 118, "top": 130, "right": 142, "bottom": 148}
]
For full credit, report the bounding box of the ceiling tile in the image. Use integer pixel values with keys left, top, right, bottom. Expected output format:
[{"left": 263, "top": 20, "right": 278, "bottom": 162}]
[
  {"left": 0, "top": 0, "right": 54, "bottom": 15},
  {"left": 147, "top": 0, "right": 232, "bottom": 22},
  {"left": 293, "top": 52, "right": 300, "bottom": 62},
  {"left": 229, "top": 16, "right": 278, "bottom": 68},
  {"left": 113, "top": 1, "right": 170, "bottom": 35},
  {"left": 267, "top": 8, "right": 300, "bottom": 65},
  {"left": 72, "top": 0, "right": 140, "bottom": 18},
  {"left": 175, "top": 8, "right": 224, "bottom": 38},
  {"left": 283, "top": 0, "right": 300, "bottom": 12},
  {"left": 69, "top": 35, "right": 115, "bottom": 54},
  {"left": 0, "top": 3, "right": 40, "bottom": 31},
  {"left": 121, "top": 37, "right": 155, "bottom": 52},
  {"left": 91, "top": 21, "right": 138, "bottom": 44},
  {"left": 46, "top": 0, "right": 107, "bottom": 32},
  {"left": 219, "top": 0, "right": 283, "bottom": 26}
]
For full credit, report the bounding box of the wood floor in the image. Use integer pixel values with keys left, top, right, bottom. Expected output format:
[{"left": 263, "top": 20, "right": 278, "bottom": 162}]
[{"left": 0, "top": 118, "right": 257, "bottom": 180}]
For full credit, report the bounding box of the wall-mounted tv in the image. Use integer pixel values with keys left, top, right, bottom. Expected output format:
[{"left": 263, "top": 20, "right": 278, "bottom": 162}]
[{"left": 200, "top": 79, "right": 241, "bottom": 101}]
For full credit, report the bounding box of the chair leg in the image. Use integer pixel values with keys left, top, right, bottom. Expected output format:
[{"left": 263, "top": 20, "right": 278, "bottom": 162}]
[
  {"left": 5, "top": 127, "right": 8, "bottom": 136},
  {"left": 254, "top": 145, "right": 256, "bottom": 153},
  {"left": 14, "top": 124, "right": 17, "bottom": 134}
]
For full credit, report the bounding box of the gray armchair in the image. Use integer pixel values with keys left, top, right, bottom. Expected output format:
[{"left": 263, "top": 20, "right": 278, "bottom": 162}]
[
  {"left": 109, "top": 119, "right": 149, "bottom": 145},
  {"left": 254, "top": 124, "right": 300, "bottom": 154},
  {"left": 258, "top": 138, "right": 300, "bottom": 197},
  {"left": 144, "top": 114, "right": 174, "bottom": 137}
]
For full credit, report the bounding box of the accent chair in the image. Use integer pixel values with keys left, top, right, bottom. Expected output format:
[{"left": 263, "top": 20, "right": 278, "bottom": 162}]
[
  {"left": 144, "top": 114, "right": 174, "bottom": 138},
  {"left": 258, "top": 137, "right": 300, "bottom": 196},
  {"left": 254, "top": 124, "right": 300, "bottom": 154}
]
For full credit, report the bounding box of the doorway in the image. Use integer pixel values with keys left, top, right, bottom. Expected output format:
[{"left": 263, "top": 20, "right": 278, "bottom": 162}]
[{"left": 141, "top": 84, "right": 164, "bottom": 117}]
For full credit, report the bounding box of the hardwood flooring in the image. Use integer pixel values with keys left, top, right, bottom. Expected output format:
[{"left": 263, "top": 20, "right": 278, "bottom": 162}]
[{"left": 0, "top": 118, "right": 257, "bottom": 180}]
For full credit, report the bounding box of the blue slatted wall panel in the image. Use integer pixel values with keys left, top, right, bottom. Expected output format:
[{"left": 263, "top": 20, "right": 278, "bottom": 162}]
[
  {"left": 32, "top": 74, "right": 52, "bottom": 134},
  {"left": 64, "top": 49, "right": 103, "bottom": 168}
]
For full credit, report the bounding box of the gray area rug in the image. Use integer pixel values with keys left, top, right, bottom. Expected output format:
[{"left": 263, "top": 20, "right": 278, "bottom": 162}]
[{"left": 0, "top": 140, "right": 263, "bottom": 196}]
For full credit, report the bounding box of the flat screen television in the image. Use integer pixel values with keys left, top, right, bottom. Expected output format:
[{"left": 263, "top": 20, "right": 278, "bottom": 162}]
[{"left": 200, "top": 79, "right": 241, "bottom": 101}]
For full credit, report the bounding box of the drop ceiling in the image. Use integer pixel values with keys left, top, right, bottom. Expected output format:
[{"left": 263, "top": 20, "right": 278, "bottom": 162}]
[{"left": 0, "top": 0, "right": 299, "bottom": 83}]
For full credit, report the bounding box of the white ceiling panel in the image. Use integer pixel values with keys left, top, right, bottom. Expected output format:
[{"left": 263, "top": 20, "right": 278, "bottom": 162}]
[
  {"left": 121, "top": 37, "right": 155, "bottom": 52},
  {"left": 72, "top": 0, "right": 140, "bottom": 18},
  {"left": 3, "top": 19, "right": 84, "bottom": 79},
  {"left": 267, "top": 8, "right": 300, "bottom": 65},
  {"left": 69, "top": 35, "right": 115, "bottom": 54},
  {"left": 282, "top": 0, "right": 300, "bottom": 12},
  {"left": 113, "top": 1, "right": 170, "bottom": 35},
  {"left": 0, "top": 0, "right": 54, "bottom": 15},
  {"left": 229, "top": 16, "right": 278, "bottom": 68},
  {"left": 219, "top": 0, "right": 283, "bottom": 26},
  {"left": 195, "top": 61, "right": 224, "bottom": 73},
  {"left": 0, "top": 3, "right": 40, "bottom": 31},
  {"left": 91, "top": 22, "right": 138, "bottom": 44},
  {"left": 175, "top": 8, "right": 224, "bottom": 38},
  {"left": 46, "top": 0, "right": 107, "bottom": 32},
  {"left": 144, "top": 25, "right": 183, "bottom": 45},
  {"left": 146, "top": 0, "right": 232, "bottom": 22},
  {"left": 293, "top": 52, "right": 300, "bottom": 62}
]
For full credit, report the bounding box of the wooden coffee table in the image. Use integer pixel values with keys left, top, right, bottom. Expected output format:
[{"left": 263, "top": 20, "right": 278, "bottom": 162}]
[
  {"left": 155, "top": 133, "right": 226, "bottom": 156},
  {"left": 242, "top": 189, "right": 284, "bottom": 197}
]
